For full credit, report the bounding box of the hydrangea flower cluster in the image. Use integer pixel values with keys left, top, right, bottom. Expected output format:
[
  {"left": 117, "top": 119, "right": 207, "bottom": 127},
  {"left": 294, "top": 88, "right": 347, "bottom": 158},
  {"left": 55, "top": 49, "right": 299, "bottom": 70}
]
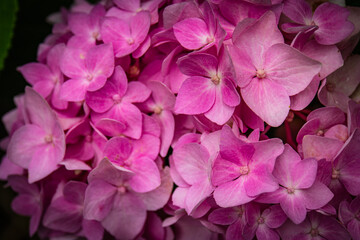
[{"left": 1, "top": 0, "right": 360, "bottom": 239}]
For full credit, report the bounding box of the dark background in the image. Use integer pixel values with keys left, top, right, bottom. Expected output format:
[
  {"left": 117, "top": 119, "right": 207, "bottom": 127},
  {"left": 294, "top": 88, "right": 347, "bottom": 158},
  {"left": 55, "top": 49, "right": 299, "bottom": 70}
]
[{"left": 0, "top": 0, "right": 359, "bottom": 239}]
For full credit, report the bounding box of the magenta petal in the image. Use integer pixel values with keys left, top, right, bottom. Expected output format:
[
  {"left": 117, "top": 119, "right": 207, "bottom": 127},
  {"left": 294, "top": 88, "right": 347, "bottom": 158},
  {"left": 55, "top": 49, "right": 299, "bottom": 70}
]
[
  {"left": 256, "top": 225, "right": 279, "bottom": 240},
  {"left": 129, "top": 157, "right": 161, "bottom": 193},
  {"left": 292, "top": 158, "right": 318, "bottom": 189},
  {"left": 212, "top": 155, "right": 241, "bottom": 187},
  {"left": 60, "top": 79, "right": 89, "bottom": 102},
  {"left": 265, "top": 43, "right": 321, "bottom": 96},
  {"left": 313, "top": 2, "right": 354, "bottom": 45},
  {"left": 93, "top": 118, "right": 126, "bottom": 137},
  {"left": 214, "top": 177, "right": 255, "bottom": 207},
  {"left": 18, "top": 63, "right": 53, "bottom": 85},
  {"left": 280, "top": 192, "right": 307, "bottom": 224},
  {"left": 147, "top": 81, "right": 175, "bottom": 110},
  {"left": 302, "top": 135, "right": 343, "bottom": 161},
  {"left": 173, "top": 18, "right": 211, "bottom": 50},
  {"left": 185, "top": 180, "right": 213, "bottom": 214},
  {"left": 263, "top": 205, "right": 287, "bottom": 229},
  {"left": 85, "top": 43, "right": 114, "bottom": 78},
  {"left": 86, "top": 82, "right": 117, "bottom": 113},
  {"left": 208, "top": 207, "right": 240, "bottom": 225},
  {"left": 83, "top": 220, "right": 104, "bottom": 240},
  {"left": 221, "top": 78, "right": 240, "bottom": 107},
  {"left": 204, "top": 87, "right": 235, "bottom": 125},
  {"left": 103, "top": 137, "right": 133, "bottom": 166},
  {"left": 241, "top": 78, "right": 290, "bottom": 127},
  {"left": 60, "top": 48, "right": 87, "bottom": 79},
  {"left": 177, "top": 53, "right": 218, "bottom": 78},
  {"left": 244, "top": 164, "right": 278, "bottom": 197},
  {"left": 174, "top": 76, "right": 216, "bottom": 115},
  {"left": 157, "top": 110, "right": 175, "bottom": 157},
  {"left": 83, "top": 180, "right": 117, "bottom": 221},
  {"left": 102, "top": 192, "right": 146, "bottom": 240},
  {"left": 123, "top": 81, "right": 151, "bottom": 103}
]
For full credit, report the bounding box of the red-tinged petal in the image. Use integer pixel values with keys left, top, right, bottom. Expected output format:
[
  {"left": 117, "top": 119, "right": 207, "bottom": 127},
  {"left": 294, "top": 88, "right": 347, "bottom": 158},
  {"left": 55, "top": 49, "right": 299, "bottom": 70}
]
[
  {"left": 177, "top": 53, "right": 218, "bottom": 78},
  {"left": 174, "top": 76, "right": 216, "bottom": 115},
  {"left": 302, "top": 181, "right": 334, "bottom": 210},
  {"left": 214, "top": 177, "right": 255, "bottom": 207},
  {"left": 241, "top": 78, "right": 290, "bottom": 127},
  {"left": 18, "top": 63, "right": 53, "bottom": 85},
  {"left": 7, "top": 124, "right": 46, "bottom": 168},
  {"left": 208, "top": 207, "right": 241, "bottom": 225},
  {"left": 137, "top": 167, "right": 173, "bottom": 211},
  {"left": 313, "top": 3, "right": 354, "bottom": 45},
  {"left": 265, "top": 43, "right": 321, "bottom": 96},
  {"left": 282, "top": 0, "right": 312, "bottom": 24},
  {"left": 60, "top": 79, "right": 89, "bottom": 102},
  {"left": 173, "top": 18, "right": 211, "bottom": 50},
  {"left": 102, "top": 192, "right": 146, "bottom": 240},
  {"left": 302, "top": 135, "right": 343, "bottom": 161},
  {"left": 173, "top": 143, "right": 209, "bottom": 185},
  {"left": 83, "top": 179, "right": 117, "bottom": 221},
  {"left": 280, "top": 192, "right": 307, "bottom": 224},
  {"left": 83, "top": 219, "right": 104, "bottom": 240},
  {"left": 123, "top": 81, "right": 151, "bottom": 103},
  {"left": 204, "top": 87, "right": 235, "bottom": 125},
  {"left": 129, "top": 157, "right": 161, "bottom": 193},
  {"left": 185, "top": 180, "right": 213, "bottom": 214}
]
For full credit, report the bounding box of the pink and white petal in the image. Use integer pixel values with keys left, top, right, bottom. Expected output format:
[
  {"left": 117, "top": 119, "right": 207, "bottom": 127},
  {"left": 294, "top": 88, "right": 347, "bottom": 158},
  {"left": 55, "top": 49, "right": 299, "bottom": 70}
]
[
  {"left": 265, "top": 43, "right": 321, "bottom": 96},
  {"left": 241, "top": 78, "right": 290, "bottom": 127},
  {"left": 60, "top": 79, "right": 89, "bottom": 102},
  {"left": 173, "top": 143, "right": 209, "bottom": 185},
  {"left": 204, "top": 87, "right": 235, "bottom": 125},
  {"left": 18, "top": 63, "right": 53, "bottom": 85},
  {"left": 83, "top": 179, "right": 117, "bottom": 221},
  {"left": 173, "top": 18, "right": 211, "bottom": 50},
  {"left": 233, "top": 11, "right": 284, "bottom": 63},
  {"left": 280, "top": 193, "right": 307, "bottom": 224},
  {"left": 313, "top": 3, "right": 354, "bottom": 45},
  {"left": 28, "top": 143, "right": 63, "bottom": 183},
  {"left": 177, "top": 53, "right": 218, "bottom": 78},
  {"left": 102, "top": 192, "right": 146, "bottom": 240},
  {"left": 123, "top": 81, "right": 151, "bottom": 103},
  {"left": 185, "top": 180, "right": 213, "bottom": 214},
  {"left": 214, "top": 177, "right": 255, "bottom": 207},
  {"left": 7, "top": 124, "right": 46, "bottom": 168},
  {"left": 174, "top": 76, "right": 216, "bottom": 115},
  {"left": 227, "top": 44, "right": 256, "bottom": 88},
  {"left": 221, "top": 78, "right": 240, "bottom": 107},
  {"left": 129, "top": 157, "right": 161, "bottom": 193},
  {"left": 302, "top": 181, "right": 334, "bottom": 210},
  {"left": 130, "top": 11, "right": 151, "bottom": 44}
]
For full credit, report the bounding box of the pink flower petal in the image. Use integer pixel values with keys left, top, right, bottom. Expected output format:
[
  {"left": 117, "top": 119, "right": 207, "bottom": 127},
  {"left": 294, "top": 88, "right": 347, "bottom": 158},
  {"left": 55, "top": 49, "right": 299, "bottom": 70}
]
[
  {"left": 302, "top": 181, "right": 334, "bottom": 210},
  {"left": 129, "top": 157, "right": 161, "bottom": 193},
  {"left": 177, "top": 53, "right": 218, "bottom": 78}
]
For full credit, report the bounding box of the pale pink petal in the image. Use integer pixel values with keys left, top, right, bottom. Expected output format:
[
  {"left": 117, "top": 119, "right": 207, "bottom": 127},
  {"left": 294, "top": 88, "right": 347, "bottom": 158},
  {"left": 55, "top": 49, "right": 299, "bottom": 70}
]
[
  {"left": 280, "top": 192, "right": 307, "bottom": 224},
  {"left": 302, "top": 181, "right": 334, "bottom": 210},
  {"left": 60, "top": 47, "right": 87, "bottom": 79},
  {"left": 147, "top": 81, "right": 175, "bottom": 110},
  {"left": 204, "top": 87, "right": 235, "bottom": 125},
  {"left": 83, "top": 180, "right": 117, "bottom": 221},
  {"left": 214, "top": 177, "right": 255, "bottom": 207},
  {"left": 174, "top": 76, "right": 216, "bottom": 115},
  {"left": 185, "top": 180, "right": 213, "bottom": 214},
  {"left": 60, "top": 79, "right": 89, "bottom": 101},
  {"left": 244, "top": 164, "right": 279, "bottom": 197},
  {"left": 265, "top": 43, "right": 321, "bottom": 96},
  {"left": 290, "top": 77, "right": 320, "bottom": 111},
  {"left": 211, "top": 155, "right": 241, "bottom": 187},
  {"left": 129, "top": 157, "right": 161, "bottom": 193},
  {"left": 173, "top": 17, "right": 211, "bottom": 50},
  {"left": 156, "top": 110, "right": 175, "bottom": 157},
  {"left": 18, "top": 63, "right": 53, "bottom": 85},
  {"left": 292, "top": 158, "right": 318, "bottom": 189},
  {"left": 173, "top": 143, "right": 209, "bottom": 185},
  {"left": 241, "top": 78, "right": 290, "bottom": 127},
  {"left": 85, "top": 43, "right": 114, "bottom": 78}
]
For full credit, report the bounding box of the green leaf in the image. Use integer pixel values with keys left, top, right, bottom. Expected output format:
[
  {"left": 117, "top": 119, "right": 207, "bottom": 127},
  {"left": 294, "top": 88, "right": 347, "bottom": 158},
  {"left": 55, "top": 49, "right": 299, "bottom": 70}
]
[{"left": 0, "top": 0, "right": 18, "bottom": 71}]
